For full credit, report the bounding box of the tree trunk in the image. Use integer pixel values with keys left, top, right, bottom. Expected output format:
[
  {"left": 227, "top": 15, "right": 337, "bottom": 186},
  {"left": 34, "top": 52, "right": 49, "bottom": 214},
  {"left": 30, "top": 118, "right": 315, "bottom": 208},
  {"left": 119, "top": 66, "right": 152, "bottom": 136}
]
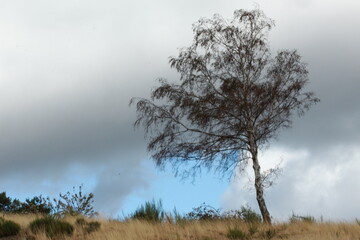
[{"left": 249, "top": 133, "right": 272, "bottom": 224}]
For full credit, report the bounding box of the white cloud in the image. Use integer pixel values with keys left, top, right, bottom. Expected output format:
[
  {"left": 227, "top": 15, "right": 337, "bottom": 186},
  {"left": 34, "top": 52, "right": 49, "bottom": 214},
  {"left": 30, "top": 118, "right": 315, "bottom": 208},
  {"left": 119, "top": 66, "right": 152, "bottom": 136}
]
[{"left": 221, "top": 145, "right": 360, "bottom": 221}]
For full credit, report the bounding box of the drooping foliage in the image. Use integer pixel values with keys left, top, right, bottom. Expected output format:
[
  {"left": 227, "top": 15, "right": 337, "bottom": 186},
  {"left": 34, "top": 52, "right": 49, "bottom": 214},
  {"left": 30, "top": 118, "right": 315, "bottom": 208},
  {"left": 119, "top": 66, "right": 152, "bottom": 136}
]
[{"left": 132, "top": 9, "right": 318, "bottom": 177}]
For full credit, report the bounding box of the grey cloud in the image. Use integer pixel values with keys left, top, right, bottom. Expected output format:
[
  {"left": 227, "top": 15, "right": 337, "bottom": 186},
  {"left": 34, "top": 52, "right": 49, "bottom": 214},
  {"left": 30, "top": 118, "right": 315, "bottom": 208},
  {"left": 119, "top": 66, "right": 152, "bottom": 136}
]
[
  {"left": 0, "top": 0, "right": 359, "bottom": 217},
  {"left": 220, "top": 0, "right": 360, "bottom": 220},
  {"left": 259, "top": 0, "right": 360, "bottom": 151},
  {"left": 0, "top": 0, "right": 250, "bottom": 214}
]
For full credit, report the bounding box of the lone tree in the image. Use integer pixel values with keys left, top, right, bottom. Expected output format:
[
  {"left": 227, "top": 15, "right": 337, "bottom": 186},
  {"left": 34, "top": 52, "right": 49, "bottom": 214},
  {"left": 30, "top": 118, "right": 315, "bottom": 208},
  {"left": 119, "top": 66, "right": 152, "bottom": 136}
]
[{"left": 131, "top": 9, "right": 319, "bottom": 224}]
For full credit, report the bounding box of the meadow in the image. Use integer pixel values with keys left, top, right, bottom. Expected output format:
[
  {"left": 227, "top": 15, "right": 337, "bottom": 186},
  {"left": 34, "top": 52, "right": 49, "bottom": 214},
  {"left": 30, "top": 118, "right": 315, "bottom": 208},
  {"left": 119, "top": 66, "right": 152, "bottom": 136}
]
[
  {"left": 1, "top": 191, "right": 360, "bottom": 239},
  {"left": 1, "top": 213, "right": 360, "bottom": 240}
]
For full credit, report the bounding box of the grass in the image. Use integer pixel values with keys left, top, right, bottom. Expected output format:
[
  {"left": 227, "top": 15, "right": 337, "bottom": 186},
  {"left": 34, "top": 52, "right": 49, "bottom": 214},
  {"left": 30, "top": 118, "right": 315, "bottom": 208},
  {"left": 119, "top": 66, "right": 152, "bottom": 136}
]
[
  {"left": 29, "top": 216, "right": 74, "bottom": 238},
  {"left": 0, "top": 213, "right": 360, "bottom": 240},
  {"left": 0, "top": 216, "right": 21, "bottom": 237}
]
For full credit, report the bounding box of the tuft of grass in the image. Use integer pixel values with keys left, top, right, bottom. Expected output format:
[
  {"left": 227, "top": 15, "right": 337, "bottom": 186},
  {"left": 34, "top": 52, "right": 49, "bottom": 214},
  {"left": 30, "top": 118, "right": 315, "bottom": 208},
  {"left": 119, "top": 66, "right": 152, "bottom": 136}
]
[
  {"left": 260, "top": 228, "right": 277, "bottom": 239},
  {"left": 172, "top": 207, "right": 188, "bottom": 224},
  {"left": 227, "top": 227, "right": 248, "bottom": 240},
  {"left": 75, "top": 217, "right": 101, "bottom": 234},
  {"left": 355, "top": 218, "right": 360, "bottom": 225},
  {"left": 29, "top": 216, "right": 74, "bottom": 238},
  {"left": 240, "top": 206, "right": 262, "bottom": 224},
  {"left": 85, "top": 221, "right": 101, "bottom": 233},
  {"left": 129, "top": 199, "right": 165, "bottom": 222},
  {"left": 0, "top": 217, "right": 21, "bottom": 238},
  {"left": 75, "top": 217, "right": 87, "bottom": 226},
  {"left": 248, "top": 223, "right": 258, "bottom": 236}
]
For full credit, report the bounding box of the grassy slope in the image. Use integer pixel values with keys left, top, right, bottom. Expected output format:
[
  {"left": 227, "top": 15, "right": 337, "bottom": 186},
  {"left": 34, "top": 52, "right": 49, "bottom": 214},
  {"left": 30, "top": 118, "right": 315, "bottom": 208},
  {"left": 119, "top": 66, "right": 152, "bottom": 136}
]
[{"left": 2, "top": 214, "right": 360, "bottom": 240}]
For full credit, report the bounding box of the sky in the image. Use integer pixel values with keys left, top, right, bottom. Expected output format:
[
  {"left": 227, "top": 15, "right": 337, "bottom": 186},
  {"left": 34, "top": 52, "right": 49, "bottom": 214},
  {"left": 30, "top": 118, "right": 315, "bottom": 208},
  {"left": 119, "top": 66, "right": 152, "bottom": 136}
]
[{"left": 0, "top": 0, "right": 359, "bottom": 221}]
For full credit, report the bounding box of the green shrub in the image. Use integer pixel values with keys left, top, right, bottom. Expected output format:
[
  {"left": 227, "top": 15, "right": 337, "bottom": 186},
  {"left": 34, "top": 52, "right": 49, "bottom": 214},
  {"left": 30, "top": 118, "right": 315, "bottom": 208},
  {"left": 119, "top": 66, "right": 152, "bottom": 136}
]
[
  {"left": 248, "top": 224, "right": 258, "bottom": 236},
  {"left": 227, "top": 228, "right": 248, "bottom": 240},
  {"left": 29, "top": 217, "right": 74, "bottom": 238},
  {"left": 223, "top": 206, "right": 262, "bottom": 223},
  {"left": 75, "top": 217, "right": 87, "bottom": 226},
  {"left": 75, "top": 217, "right": 101, "bottom": 234},
  {"left": 130, "top": 199, "right": 165, "bottom": 222},
  {"left": 0, "top": 218, "right": 21, "bottom": 238},
  {"left": 85, "top": 221, "right": 101, "bottom": 233},
  {"left": 239, "top": 206, "right": 262, "bottom": 223}
]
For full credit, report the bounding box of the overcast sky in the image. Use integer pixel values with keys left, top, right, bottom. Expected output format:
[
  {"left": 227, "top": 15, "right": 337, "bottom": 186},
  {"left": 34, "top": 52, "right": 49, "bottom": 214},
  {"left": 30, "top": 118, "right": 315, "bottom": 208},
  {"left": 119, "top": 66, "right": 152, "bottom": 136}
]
[{"left": 0, "top": 0, "right": 359, "bottom": 220}]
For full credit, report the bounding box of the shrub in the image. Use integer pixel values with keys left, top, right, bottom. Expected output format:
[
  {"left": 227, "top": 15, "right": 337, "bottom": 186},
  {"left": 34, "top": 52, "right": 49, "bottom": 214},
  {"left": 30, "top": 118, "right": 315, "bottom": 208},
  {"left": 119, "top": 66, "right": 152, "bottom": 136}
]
[
  {"left": 186, "top": 203, "right": 221, "bottom": 221},
  {"left": 239, "top": 206, "right": 262, "bottom": 223},
  {"left": 52, "top": 185, "right": 97, "bottom": 217},
  {"left": 289, "top": 213, "right": 316, "bottom": 223},
  {"left": 227, "top": 228, "right": 247, "bottom": 240},
  {"left": 0, "top": 217, "right": 21, "bottom": 238},
  {"left": 75, "top": 217, "right": 101, "bottom": 234},
  {"left": 29, "top": 217, "right": 74, "bottom": 238},
  {"left": 223, "top": 206, "right": 262, "bottom": 223},
  {"left": 130, "top": 199, "right": 165, "bottom": 222},
  {"left": 248, "top": 224, "right": 258, "bottom": 236},
  {"left": 260, "top": 228, "right": 277, "bottom": 240},
  {"left": 75, "top": 217, "right": 87, "bottom": 226},
  {"left": 85, "top": 221, "right": 101, "bottom": 233}
]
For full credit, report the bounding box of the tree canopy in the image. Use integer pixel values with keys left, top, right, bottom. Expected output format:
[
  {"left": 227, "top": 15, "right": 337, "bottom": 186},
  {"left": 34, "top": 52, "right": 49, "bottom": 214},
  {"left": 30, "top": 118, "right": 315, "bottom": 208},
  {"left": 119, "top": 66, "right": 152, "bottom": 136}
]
[{"left": 131, "top": 8, "right": 319, "bottom": 224}]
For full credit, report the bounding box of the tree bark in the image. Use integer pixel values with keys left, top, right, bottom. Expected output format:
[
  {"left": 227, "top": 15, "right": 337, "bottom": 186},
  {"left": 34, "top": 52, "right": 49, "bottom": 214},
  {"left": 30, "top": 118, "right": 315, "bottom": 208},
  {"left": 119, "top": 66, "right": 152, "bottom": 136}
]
[{"left": 249, "top": 132, "right": 272, "bottom": 224}]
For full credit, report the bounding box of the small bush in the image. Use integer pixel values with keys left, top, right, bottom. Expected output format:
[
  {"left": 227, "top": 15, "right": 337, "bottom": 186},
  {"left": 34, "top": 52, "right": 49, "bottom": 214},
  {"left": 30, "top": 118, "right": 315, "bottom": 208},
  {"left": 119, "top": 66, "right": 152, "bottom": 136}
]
[
  {"left": 29, "top": 217, "right": 74, "bottom": 238},
  {"left": 0, "top": 218, "right": 21, "bottom": 238},
  {"left": 75, "top": 217, "right": 101, "bottom": 234},
  {"left": 227, "top": 228, "right": 247, "bottom": 240},
  {"left": 289, "top": 213, "right": 315, "bottom": 223},
  {"left": 239, "top": 206, "right": 262, "bottom": 223},
  {"left": 260, "top": 228, "right": 277, "bottom": 240},
  {"left": 85, "top": 221, "right": 101, "bottom": 233},
  {"left": 75, "top": 217, "right": 87, "bottom": 226},
  {"left": 52, "top": 185, "right": 97, "bottom": 217},
  {"left": 130, "top": 199, "right": 165, "bottom": 222},
  {"left": 248, "top": 224, "right": 258, "bottom": 236},
  {"left": 223, "top": 206, "right": 262, "bottom": 223},
  {"left": 186, "top": 203, "right": 221, "bottom": 221}
]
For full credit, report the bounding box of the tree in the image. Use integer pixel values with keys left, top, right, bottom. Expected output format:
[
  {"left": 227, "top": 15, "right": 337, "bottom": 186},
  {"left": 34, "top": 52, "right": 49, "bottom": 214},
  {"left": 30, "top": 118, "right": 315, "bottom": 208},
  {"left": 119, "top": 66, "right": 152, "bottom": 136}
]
[
  {"left": 16, "top": 195, "right": 52, "bottom": 214},
  {"left": 0, "top": 192, "right": 51, "bottom": 214},
  {"left": 0, "top": 192, "right": 12, "bottom": 212},
  {"left": 131, "top": 9, "right": 319, "bottom": 224}
]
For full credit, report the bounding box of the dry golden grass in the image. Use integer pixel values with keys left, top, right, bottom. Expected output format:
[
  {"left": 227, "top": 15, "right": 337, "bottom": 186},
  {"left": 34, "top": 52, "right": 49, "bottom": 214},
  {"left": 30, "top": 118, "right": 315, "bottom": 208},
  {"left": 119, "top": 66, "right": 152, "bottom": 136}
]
[{"left": 1, "top": 214, "right": 360, "bottom": 240}]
